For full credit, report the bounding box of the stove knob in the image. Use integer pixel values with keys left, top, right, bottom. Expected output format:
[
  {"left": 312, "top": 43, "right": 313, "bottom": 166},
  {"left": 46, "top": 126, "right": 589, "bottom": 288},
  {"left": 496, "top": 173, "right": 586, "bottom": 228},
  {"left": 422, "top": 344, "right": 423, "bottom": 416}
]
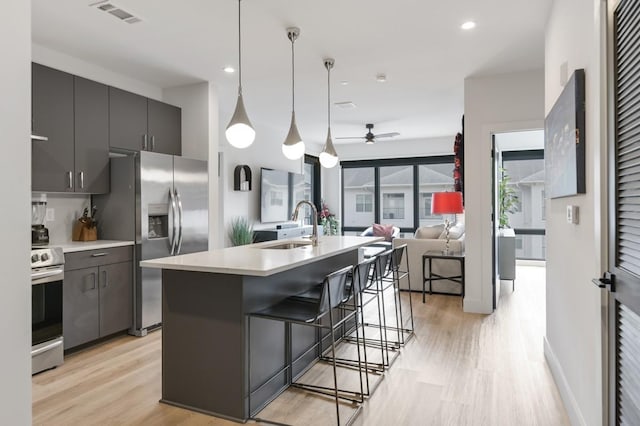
[
  {"left": 41, "top": 253, "right": 49, "bottom": 262},
  {"left": 31, "top": 254, "right": 40, "bottom": 263}
]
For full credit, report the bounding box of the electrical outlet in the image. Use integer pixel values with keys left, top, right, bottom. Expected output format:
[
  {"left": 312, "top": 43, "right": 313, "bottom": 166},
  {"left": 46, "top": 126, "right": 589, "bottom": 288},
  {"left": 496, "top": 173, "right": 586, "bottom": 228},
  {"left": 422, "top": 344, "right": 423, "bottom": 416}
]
[{"left": 45, "top": 208, "right": 55, "bottom": 222}]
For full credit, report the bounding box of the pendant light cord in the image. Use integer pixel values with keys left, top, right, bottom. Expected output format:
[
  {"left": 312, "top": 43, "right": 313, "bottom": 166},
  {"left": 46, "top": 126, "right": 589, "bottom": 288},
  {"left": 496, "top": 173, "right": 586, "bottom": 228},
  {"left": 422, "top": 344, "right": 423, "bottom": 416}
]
[
  {"left": 238, "top": 0, "right": 242, "bottom": 91},
  {"left": 291, "top": 37, "right": 295, "bottom": 112},
  {"left": 327, "top": 63, "right": 331, "bottom": 130}
]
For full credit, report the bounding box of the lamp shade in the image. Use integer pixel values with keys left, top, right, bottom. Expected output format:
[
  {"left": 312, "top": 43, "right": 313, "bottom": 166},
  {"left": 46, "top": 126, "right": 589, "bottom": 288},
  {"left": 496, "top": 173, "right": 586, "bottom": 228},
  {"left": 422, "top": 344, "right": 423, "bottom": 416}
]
[{"left": 431, "top": 191, "right": 464, "bottom": 215}]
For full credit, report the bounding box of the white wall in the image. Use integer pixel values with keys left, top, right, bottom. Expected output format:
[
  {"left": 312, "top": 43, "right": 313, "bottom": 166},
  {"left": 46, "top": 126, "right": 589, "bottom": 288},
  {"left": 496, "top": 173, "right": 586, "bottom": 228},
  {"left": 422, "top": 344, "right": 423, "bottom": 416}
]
[
  {"left": 464, "top": 70, "right": 545, "bottom": 314},
  {"left": 163, "top": 82, "right": 210, "bottom": 161},
  {"left": 337, "top": 136, "right": 454, "bottom": 161},
  {"left": 544, "top": 0, "right": 606, "bottom": 424},
  {"left": 32, "top": 44, "right": 162, "bottom": 100},
  {"left": 220, "top": 124, "right": 305, "bottom": 244},
  {"left": 0, "top": 1, "right": 32, "bottom": 423}
]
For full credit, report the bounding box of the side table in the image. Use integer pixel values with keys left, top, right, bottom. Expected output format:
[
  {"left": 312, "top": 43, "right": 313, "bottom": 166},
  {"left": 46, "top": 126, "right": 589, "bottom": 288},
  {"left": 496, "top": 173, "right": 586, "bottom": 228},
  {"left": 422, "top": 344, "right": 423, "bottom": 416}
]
[{"left": 422, "top": 250, "right": 465, "bottom": 304}]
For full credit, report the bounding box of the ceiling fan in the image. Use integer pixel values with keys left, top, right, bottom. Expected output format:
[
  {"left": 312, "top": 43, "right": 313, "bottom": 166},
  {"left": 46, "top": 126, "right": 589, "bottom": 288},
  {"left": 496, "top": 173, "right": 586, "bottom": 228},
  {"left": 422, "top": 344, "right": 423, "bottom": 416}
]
[{"left": 336, "top": 123, "right": 400, "bottom": 144}]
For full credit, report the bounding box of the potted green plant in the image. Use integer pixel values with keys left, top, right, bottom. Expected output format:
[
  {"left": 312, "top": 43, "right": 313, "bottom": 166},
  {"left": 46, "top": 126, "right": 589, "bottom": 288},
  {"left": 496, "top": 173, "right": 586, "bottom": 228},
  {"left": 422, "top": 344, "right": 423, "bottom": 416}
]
[
  {"left": 498, "top": 167, "right": 519, "bottom": 228},
  {"left": 228, "top": 217, "right": 254, "bottom": 246}
]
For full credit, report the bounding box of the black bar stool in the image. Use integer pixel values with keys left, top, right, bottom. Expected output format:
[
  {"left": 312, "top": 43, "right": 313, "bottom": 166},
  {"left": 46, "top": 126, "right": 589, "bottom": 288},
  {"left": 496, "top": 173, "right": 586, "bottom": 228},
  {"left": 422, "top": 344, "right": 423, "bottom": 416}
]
[
  {"left": 319, "top": 256, "right": 387, "bottom": 397},
  {"left": 248, "top": 265, "right": 361, "bottom": 426},
  {"left": 388, "top": 243, "right": 414, "bottom": 345}
]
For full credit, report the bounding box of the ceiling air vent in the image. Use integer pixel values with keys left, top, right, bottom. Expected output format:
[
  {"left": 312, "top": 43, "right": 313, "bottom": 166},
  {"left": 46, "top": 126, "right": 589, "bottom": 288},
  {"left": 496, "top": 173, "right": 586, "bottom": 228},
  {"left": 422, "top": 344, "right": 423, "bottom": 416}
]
[{"left": 89, "top": 1, "right": 142, "bottom": 24}]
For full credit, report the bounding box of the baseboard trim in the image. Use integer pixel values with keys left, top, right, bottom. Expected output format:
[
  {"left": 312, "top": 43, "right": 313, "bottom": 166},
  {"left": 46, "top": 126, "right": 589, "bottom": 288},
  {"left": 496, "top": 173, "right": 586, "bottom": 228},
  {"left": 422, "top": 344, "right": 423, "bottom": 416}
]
[{"left": 544, "top": 337, "right": 587, "bottom": 426}]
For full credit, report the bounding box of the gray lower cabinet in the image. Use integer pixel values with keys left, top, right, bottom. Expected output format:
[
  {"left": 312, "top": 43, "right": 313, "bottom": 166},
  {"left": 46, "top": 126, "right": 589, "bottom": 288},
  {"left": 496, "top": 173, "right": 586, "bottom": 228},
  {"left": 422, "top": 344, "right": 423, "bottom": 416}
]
[
  {"left": 63, "top": 247, "right": 133, "bottom": 350},
  {"left": 109, "top": 87, "right": 182, "bottom": 155},
  {"left": 63, "top": 267, "right": 100, "bottom": 349}
]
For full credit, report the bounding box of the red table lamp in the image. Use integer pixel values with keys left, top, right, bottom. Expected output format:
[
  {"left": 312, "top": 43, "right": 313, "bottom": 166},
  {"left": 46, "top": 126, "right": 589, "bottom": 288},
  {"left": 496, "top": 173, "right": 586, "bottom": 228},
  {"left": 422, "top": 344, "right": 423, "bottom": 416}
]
[{"left": 431, "top": 191, "right": 464, "bottom": 254}]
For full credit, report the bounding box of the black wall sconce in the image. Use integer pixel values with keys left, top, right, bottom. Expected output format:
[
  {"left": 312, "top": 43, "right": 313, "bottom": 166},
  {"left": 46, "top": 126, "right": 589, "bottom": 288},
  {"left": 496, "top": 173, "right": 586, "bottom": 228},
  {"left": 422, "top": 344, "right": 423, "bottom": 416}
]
[{"left": 234, "top": 165, "right": 252, "bottom": 191}]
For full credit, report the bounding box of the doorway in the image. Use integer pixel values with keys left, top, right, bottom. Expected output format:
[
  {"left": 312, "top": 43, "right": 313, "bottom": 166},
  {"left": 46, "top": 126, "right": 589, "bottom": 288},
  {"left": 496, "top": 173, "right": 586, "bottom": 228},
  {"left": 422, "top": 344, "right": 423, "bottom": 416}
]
[{"left": 492, "top": 130, "right": 546, "bottom": 309}]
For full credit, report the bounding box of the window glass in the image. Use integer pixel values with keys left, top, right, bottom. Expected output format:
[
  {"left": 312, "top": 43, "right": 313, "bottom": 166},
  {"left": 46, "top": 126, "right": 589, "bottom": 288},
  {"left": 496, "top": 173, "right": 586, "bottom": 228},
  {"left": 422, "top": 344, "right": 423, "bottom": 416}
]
[
  {"left": 356, "top": 194, "right": 373, "bottom": 212},
  {"left": 379, "top": 166, "right": 413, "bottom": 228},
  {"left": 418, "top": 164, "right": 454, "bottom": 226},
  {"left": 502, "top": 156, "right": 545, "bottom": 260},
  {"left": 343, "top": 168, "right": 375, "bottom": 227}
]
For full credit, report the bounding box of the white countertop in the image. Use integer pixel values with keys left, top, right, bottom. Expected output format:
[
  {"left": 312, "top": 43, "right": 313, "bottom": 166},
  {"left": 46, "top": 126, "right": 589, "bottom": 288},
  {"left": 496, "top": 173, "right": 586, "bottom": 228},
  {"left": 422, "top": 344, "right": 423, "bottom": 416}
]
[
  {"left": 140, "top": 236, "right": 383, "bottom": 277},
  {"left": 44, "top": 240, "right": 134, "bottom": 253}
]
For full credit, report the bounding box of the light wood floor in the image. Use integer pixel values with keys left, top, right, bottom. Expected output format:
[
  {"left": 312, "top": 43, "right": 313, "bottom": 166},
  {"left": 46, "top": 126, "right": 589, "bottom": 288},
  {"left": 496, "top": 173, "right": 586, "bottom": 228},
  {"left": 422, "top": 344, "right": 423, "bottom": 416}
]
[{"left": 32, "top": 265, "right": 569, "bottom": 425}]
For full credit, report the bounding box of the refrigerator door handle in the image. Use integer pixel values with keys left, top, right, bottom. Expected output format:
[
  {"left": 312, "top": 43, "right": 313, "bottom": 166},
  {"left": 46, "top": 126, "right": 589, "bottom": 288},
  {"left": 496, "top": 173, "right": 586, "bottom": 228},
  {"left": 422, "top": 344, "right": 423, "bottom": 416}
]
[
  {"left": 169, "top": 188, "right": 178, "bottom": 255},
  {"left": 175, "top": 188, "right": 184, "bottom": 255}
]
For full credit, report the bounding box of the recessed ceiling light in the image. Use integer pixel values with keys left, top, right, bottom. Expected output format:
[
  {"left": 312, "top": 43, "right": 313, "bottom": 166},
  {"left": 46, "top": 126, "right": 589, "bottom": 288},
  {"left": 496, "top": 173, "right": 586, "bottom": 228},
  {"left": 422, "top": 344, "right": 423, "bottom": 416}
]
[
  {"left": 376, "top": 74, "right": 387, "bottom": 83},
  {"left": 340, "top": 80, "right": 349, "bottom": 86},
  {"left": 461, "top": 21, "right": 476, "bottom": 30},
  {"left": 223, "top": 66, "right": 236, "bottom": 73}
]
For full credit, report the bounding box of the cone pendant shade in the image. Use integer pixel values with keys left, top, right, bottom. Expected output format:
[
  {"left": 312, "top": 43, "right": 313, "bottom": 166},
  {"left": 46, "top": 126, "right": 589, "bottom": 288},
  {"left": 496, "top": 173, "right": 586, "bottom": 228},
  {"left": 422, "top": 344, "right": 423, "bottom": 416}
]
[
  {"left": 319, "top": 128, "right": 338, "bottom": 168},
  {"left": 282, "top": 111, "right": 305, "bottom": 159},
  {"left": 226, "top": 90, "right": 255, "bottom": 148}
]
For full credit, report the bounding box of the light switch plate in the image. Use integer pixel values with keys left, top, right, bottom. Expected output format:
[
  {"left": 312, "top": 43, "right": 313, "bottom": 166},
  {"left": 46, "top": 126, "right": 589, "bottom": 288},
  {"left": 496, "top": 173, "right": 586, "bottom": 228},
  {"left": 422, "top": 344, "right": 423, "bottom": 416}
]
[{"left": 566, "top": 205, "right": 578, "bottom": 224}]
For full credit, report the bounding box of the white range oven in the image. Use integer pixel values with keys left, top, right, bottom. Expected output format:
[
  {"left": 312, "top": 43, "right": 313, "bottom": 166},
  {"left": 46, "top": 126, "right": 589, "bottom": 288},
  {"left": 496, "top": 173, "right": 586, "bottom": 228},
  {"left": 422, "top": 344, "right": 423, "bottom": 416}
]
[{"left": 31, "top": 246, "right": 64, "bottom": 375}]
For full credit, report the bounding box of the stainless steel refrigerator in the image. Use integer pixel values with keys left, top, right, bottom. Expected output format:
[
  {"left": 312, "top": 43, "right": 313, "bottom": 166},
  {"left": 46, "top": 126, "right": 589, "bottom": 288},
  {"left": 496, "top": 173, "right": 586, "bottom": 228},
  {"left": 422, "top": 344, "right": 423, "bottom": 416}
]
[{"left": 94, "top": 151, "right": 208, "bottom": 336}]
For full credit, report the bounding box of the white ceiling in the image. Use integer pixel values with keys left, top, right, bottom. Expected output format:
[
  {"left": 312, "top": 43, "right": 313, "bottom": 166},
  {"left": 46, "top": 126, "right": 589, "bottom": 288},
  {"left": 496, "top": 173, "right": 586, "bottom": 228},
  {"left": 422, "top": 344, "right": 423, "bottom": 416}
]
[{"left": 32, "top": 0, "right": 552, "bottom": 146}]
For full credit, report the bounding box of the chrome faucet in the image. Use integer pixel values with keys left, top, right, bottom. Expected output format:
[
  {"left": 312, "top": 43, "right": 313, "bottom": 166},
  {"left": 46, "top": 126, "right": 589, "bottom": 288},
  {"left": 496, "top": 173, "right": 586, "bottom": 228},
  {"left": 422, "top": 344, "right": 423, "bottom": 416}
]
[{"left": 292, "top": 200, "right": 319, "bottom": 246}]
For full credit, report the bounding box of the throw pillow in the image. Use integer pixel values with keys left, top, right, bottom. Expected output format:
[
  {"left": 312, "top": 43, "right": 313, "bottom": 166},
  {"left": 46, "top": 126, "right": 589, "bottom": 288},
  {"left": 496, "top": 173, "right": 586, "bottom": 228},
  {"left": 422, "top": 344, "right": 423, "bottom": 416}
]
[
  {"left": 372, "top": 223, "right": 394, "bottom": 242},
  {"left": 414, "top": 224, "right": 444, "bottom": 239},
  {"left": 439, "top": 223, "right": 465, "bottom": 240}
]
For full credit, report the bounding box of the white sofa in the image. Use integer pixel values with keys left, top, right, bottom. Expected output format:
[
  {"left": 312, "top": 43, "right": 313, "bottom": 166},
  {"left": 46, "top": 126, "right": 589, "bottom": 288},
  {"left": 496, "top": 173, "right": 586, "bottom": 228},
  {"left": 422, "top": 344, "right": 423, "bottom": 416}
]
[{"left": 392, "top": 223, "right": 465, "bottom": 294}]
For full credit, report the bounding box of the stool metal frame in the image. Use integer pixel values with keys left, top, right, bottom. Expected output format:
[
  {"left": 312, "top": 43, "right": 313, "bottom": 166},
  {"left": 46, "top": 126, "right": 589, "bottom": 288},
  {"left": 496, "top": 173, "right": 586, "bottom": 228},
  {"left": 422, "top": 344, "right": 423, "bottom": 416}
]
[{"left": 247, "top": 265, "right": 362, "bottom": 426}]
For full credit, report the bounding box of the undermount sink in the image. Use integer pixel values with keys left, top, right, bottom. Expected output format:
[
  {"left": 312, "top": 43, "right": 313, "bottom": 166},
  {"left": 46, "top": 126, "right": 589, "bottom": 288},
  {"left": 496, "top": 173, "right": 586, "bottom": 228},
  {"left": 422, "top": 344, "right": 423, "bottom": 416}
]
[{"left": 260, "top": 241, "right": 313, "bottom": 250}]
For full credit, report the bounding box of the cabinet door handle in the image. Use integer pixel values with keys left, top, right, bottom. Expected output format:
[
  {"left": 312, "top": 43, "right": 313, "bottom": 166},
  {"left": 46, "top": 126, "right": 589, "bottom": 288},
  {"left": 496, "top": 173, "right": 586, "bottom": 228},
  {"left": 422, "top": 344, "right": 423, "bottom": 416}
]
[
  {"left": 91, "top": 252, "right": 108, "bottom": 257},
  {"left": 102, "top": 270, "right": 108, "bottom": 288},
  {"left": 79, "top": 171, "right": 84, "bottom": 189},
  {"left": 67, "top": 171, "right": 73, "bottom": 189},
  {"left": 142, "top": 134, "right": 148, "bottom": 150},
  {"left": 84, "top": 272, "right": 97, "bottom": 292},
  {"left": 151, "top": 135, "right": 156, "bottom": 151}
]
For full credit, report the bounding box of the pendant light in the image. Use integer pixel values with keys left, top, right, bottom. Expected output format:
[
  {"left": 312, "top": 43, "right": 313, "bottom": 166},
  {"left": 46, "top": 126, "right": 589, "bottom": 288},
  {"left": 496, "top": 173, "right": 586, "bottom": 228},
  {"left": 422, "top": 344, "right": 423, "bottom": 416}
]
[
  {"left": 319, "top": 58, "right": 339, "bottom": 168},
  {"left": 226, "top": 0, "right": 255, "bottom": 149},
  {"left": 281, "top": 27, "right": 305, "bottom": 160}
]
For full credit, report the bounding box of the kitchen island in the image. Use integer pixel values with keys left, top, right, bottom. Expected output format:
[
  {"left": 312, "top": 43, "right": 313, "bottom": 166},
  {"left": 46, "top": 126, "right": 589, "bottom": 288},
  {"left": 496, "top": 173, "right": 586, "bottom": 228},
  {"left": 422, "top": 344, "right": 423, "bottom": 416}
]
[{"left": 140, "top": 235, "right": 382, "bottom": 422}]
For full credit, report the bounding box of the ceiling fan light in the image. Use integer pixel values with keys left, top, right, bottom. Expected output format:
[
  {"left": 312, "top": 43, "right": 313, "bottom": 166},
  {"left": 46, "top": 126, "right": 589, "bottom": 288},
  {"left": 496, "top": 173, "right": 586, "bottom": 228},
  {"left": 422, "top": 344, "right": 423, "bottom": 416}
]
[
  {"left": 365, "top": 138, "right": 375, "bottom": 145},
  {"left": 282, "top": 112, "right": 305, "bottom": 160},
  {"left": 226, "top": 91, "right": 255, "bottom": 148}
]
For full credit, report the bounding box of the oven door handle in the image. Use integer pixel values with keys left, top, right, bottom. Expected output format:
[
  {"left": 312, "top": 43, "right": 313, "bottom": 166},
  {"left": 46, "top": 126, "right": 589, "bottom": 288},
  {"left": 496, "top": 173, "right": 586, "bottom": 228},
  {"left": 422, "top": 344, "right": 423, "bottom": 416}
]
[
  {"left": 31, "top": 268, "right": 64, "bottom": 285},
  {"left": 31, "top": 338, "right": 63, "bottom": 357}
]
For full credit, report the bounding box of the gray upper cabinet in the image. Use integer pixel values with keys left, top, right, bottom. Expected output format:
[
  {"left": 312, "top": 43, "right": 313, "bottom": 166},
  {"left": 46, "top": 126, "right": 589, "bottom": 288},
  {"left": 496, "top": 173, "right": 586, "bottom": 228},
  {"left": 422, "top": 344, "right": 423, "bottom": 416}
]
[
  {"left": 148, "top": 99, "right": 181, "bottom": 155},
  {"left": 32, "top": 63, "right": 75, "bottom": 193},
  {"left": 32, "top": 63, "right": 110, "bottom": 194},
  {"left": 109, "top": 88, "right": 182, "bottom": 155},
  {"left": 74, "top": 76, "right": 110, "bottom": 194},
  {"left": 109, "top": 87, "right": 148, "bottom": 152}
]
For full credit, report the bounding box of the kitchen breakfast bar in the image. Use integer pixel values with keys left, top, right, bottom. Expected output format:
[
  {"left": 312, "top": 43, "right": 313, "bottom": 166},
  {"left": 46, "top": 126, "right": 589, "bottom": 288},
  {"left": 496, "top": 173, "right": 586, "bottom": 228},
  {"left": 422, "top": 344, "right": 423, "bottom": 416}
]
[{"left": 140, "top": 235, "right": 382, "bottom": 422}]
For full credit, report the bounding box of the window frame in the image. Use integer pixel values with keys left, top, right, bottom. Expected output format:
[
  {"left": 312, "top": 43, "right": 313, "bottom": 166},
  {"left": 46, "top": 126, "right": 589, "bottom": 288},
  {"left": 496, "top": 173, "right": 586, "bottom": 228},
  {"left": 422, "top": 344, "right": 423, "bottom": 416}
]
[{"left": 341, "top": 155, "right": 454, "bottom": 235}]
